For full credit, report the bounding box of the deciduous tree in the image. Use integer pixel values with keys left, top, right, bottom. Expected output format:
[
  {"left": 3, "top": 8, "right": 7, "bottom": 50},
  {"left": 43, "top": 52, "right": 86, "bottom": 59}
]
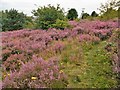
[{"left": 67, "top": 8, "right": 78, "bottom": 20}]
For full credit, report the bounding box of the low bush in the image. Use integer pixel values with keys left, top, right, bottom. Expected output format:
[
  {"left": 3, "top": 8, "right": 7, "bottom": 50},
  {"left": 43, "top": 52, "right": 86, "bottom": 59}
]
[{"left": 2, "top": 56, "right": 67, "bottom": 88}]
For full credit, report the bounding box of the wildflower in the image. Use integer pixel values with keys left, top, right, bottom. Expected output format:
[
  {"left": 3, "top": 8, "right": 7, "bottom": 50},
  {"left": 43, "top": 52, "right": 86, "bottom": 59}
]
[
  {"left": 59, "top": 70, "right": 63, "bottom": 73},
  {"left": 31, "top": 77, "right": 37, "bottom": 80},
  {"left": 3, "top": 75, "right": 6, "bottom": 77},
  {"left": 61, "top": 63, "right": 63, "bottom": 65}
]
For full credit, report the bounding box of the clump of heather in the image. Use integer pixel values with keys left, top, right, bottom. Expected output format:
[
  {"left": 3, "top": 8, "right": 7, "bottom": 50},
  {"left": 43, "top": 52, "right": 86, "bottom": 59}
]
[
  {"left": 2, "top": 56, "right": 67, "bottom": 88},
  {"left": 72, "top": 26, "right": 84, "bottom": 34},
  {"left": 2, "top": 49, "right": 11, "bottom": 62},
  {"left": 3, "top": 54, "right": 27, "bottom": 72},
  {"left": 68, "top": 20, "right": 79, "bottom": 27},
  {"left": 106, "top": 29, "right": 120, "bottom": 73},
  {"left": 78, "top": 34, "right": 100, "bottom": 43},
  {"left": 52, "top": 41, "right": 65, "bottom": 54},
  {"left": 93, "top": 29, "right": 112, "bottom": 40},
  {"left": 73, "top": 20, "right": 118, "bottom": 40}
]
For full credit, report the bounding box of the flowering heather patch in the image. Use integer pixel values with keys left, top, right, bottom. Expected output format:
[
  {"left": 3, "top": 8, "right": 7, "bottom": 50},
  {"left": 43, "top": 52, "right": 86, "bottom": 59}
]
[
  {"left": 77, "top": 20, "right": 118, "bottom": 30},
  {"left": 3, "top": 53, "right": 27, "bottom": 72},
  {"left": 52, "top": 41, "right": 65, "bottom": 53},
  {"left": 72, "top": 26, "right": 84, "bottom": 34},
  {"left": 77, "top": 20, "right": 117, "bottom": 39},
  {"left": 1, "top": 20, "right": 118, "bottom": 68},
  {"left": 78, "top": 34, "right": 100, "bottom": 43},
  {"left": 1, "top": 20, "right": 118, "bottom": 88},
  {"left": 106, "top": 29, "right": 120, "bottom": 73},
  {"left": 47, "top": 28, "right": 70, "bottom": 41},
  {"left": 68, "top": 20, "right": 79, "bottom": 27},
  {"left": 2, "top": 56, "right": 67, "bottom": 88},
  {"left": 68, "top": 20, "right": 118, "bottom": 41}
]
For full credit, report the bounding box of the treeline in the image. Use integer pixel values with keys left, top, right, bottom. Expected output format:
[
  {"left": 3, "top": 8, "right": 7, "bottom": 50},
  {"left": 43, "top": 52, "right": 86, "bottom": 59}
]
[{"left": 1, "top": 0, "right": 119, "bottom": 31}]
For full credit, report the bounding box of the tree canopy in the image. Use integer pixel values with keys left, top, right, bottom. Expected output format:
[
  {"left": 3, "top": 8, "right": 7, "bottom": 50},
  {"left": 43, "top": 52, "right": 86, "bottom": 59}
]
[
  {"left": 32, "top": 4, "right": 66, "bottom": 29},
  {"left": 2, "top": 9, "right": 26, "bottom": 31},
  {"left": 67, "top": 8, "right": 78, "bottom": 20},
  {"left": 98, "top": 0, "right": 119, "bottom": 20},
  {"left": 91, "top": 11, "right": 98, "bottom": 17},
  {"left": 99, "top": 0, "right": 119, "bottom": 14},
  {"left": 82, "top": 13, "right": 90, "bottom": 19}
]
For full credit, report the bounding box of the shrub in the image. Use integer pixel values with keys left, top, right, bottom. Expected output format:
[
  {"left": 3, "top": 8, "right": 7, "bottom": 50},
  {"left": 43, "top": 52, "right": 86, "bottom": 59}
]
[
  {"left": 3, "top": 54, "right": 27, "bottom": 72},
  {"left": 67, "top": 8, "right": 78, "bottom": 20},
  {"left": 78, "top": 34, "right": 100, "bottom": 43},
  {"left": 52, "top": 41, "right": 65, "bottom": 53},
  {"left": 2, "top": 56, "right": 67, "bottom": 88},
  {"left": 99, "top": 8, "right": 118, "bottom": 20},
  {"left": 82, "top": 13, "right": 90, "bottom": 19},
  {"left": 2, "top": 9, "right": 26, "bottom": 31},
  {"left": 98, "top": 0, "right": 118, "bottom": 20},
  {"left": 52, "top": 19, "right": 70, "bottom": 30},
  {"left": 32, "top": 4, "right": 65, "bottom": 30},
  {"left": 91, "top": 11, "right": 98, "bottom": 17}
]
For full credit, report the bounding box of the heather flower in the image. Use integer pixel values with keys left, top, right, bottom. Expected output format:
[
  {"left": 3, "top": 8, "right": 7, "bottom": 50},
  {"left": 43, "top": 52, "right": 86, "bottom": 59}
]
[
  {"left": 68, "top": 20, "right": 79, "bottom": 27},
  {"left": 3, "top": 56, "right": 67, "bottom": 88},
  {"left": 72, "top": 26, "right": 84, "bottom": 34},
  {"left": 3, "top": 53, "right": 27, "bottom": 72},
  {"left": 31, "top": 77, "right": 37, "bottom": 80},
  {"left": 78, "top": 34, "right": 100, "bottom": 43},
  {"left": 52, "top": 41, "right": 65, "bottom": 53}
]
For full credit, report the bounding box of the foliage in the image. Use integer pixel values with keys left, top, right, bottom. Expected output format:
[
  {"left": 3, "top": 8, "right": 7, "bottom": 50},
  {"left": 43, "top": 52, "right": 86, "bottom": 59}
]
[
  {"left": 67, "top": 8, "right": 78, "bottom": 20},
  {"left": 98, "top": 0, "right": 119, "bottom": 20},
  {"left": 107, "top": 29, "right": 120, "bottom": 61},
  {"left": 99, "top": 8, "right": 118, "bottom": 20},
  {"left": 78, "top": 34, "right": 100, "bottom": 44},
  {"left": 52, "top": 19, "right": 70, "bottom": 30},
  {"left": 2, "top": 9, "right": 26, "bottom": 31},
  {"left": 81, "top": 41, "right": 117, "bottom": 88},
  {"left": 32, "top": 4, "right": 65, "bottom": 30},
  {"left": 82, "top": 13, "right": 90, "bottom": 19},
  {"left": 91, "top": 11, "right": 98, "bottom": 17},
  {"left": 23, "top": 16, "right": 35, "bottom": 29},
  {"left": 3, "top": 56, "right": 67, "bottom": 88},
  {"left": 99, "top": 0, "right": 119, "bottom": 14}
]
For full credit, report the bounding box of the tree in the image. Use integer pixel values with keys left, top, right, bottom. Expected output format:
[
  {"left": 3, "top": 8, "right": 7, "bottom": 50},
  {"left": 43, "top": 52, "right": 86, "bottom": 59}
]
[
  {"left": 2, "top": 9, "right": 26, "bottom": 31},
  {"left": 32, "top": 4, "right": 65, "bottom": 29},
  {"left": 23, "top": 16, "right": 35, "bottom": 29},
  {"left": 100, "top": 8, "right": 118, "bottom": 20},
  {"left": 67, "top": 8, "right": 78, "bottom": 20},
  {"left": 98, "top": 0, "right": 119, "bottom": 14},
  {"left": 91, "top": 11, "right": 98, "bottom": 17},
  {"left": 52, "top": 19, "right": 70, "bottom": 30},
  {"left": 98, "top": 0, "right": 119, "bottom": 20},
  {"left": 82, "top": 13, "right": 90, "bottom": 19}
]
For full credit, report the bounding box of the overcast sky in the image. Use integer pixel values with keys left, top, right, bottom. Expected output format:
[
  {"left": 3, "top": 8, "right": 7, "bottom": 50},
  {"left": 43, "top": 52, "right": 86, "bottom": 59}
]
[{"left": 0, "top": 0, "right": 108, "bottom": 17}]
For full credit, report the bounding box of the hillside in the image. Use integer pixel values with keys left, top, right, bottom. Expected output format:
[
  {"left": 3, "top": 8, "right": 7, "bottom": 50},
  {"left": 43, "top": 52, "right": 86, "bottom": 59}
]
[{"left": 1, "top": 20, "right": 120, "bottom": 88}]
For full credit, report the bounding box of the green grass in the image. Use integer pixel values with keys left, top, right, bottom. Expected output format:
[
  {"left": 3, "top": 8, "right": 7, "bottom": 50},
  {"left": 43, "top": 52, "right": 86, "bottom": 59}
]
[
  {"left": 81, "top": 41, "right": 117, "bottom": 88},
  {"left": 59, "top": 40, "right": 117, "bottom": 88},
  {"left": 30, "top": 37, "right": 118, "bottom": 88}
]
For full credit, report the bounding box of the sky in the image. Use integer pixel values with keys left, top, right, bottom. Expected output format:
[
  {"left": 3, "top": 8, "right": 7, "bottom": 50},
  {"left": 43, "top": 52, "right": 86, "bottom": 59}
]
[{"left": 0, "top": 0, "right": 108, "bottom": 17}]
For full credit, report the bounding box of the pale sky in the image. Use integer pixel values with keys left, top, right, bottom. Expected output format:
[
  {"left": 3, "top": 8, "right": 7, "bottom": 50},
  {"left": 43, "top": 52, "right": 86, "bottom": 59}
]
[{"left": 0, "top": 0, "right": 108, "bottom": 17}]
